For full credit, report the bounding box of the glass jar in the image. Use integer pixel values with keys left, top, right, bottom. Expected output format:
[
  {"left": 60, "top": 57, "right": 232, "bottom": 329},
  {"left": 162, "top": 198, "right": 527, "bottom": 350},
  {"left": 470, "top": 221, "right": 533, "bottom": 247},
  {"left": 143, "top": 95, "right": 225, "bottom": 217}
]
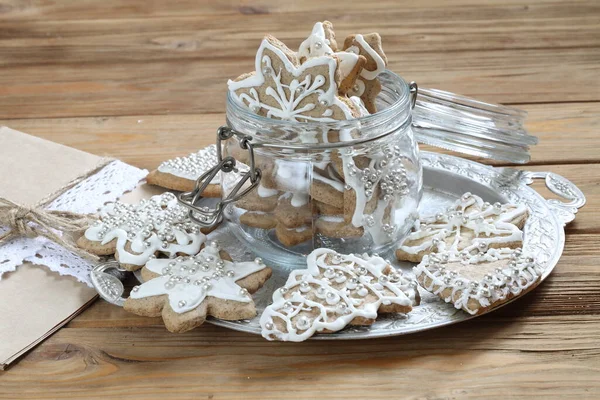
[{"left": 221, "top": 70, "right": 422, "bottom": 268}]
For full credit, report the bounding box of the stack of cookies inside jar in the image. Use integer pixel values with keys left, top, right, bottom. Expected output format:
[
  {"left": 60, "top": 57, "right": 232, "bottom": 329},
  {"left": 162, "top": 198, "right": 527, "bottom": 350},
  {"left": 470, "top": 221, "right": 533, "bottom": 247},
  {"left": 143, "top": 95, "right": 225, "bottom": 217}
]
[{"left": 224, "top": 21, "right": 422, "bottom": 261}]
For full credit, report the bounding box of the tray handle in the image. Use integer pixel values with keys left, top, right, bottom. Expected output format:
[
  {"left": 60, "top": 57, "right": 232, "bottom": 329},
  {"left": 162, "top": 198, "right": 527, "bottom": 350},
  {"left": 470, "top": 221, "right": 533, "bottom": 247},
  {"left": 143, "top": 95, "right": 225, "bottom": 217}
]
[
  {"left": 90, "top": 261, "right": 127, "bottom": 307},
  {"left": 524, "top": 171, "right": 586, "bottom": 225}
]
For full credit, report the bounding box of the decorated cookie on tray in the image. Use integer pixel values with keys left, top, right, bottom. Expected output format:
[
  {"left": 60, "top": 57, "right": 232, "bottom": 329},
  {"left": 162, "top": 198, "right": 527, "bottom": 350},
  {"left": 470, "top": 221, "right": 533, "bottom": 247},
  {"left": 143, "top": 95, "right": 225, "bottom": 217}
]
[
  {"left": 124, "top": 242, "right": 272, "bottom": 333},
  {"left": 146, "top": 144, "right": 221, "bottom": 196},
  {"left": 260, "top": 248, "right": 420, "bottom": 341},
  {"left": 414, "top": 247, "right": 543, "bottom": 315},
  {"left": 396, "top": 192, "right": 528, "bottom": 263},
  {"left": 77, "top": 192, "right": 216, "bottom": 271}
]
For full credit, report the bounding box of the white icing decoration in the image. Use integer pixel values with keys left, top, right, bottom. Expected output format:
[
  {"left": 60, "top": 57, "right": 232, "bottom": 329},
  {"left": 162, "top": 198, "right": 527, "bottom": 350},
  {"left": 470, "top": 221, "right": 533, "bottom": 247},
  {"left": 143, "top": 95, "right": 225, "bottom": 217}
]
[
  {"left": 342, "top": 155, "right": 379, "bottom": 227},
  {"left": 274, "top": 160, "right": 310, "bottom": 207},
  {"left": 260, "top": 248, "right": 418, "bottom": 342},
  {"left": 130, "top": 245, "right": 268, "bottom": 313},
  {"left": 291, "top": 192, "right": 309, "bottom": 207},
  {"left": 352, "top": 34, "right": 386, "bottom": 81},
  {"left": 398, "top": 193, "right": 527, "bottom": 255},
  {"left": 157, "top": 144, "right": 220, "bottom": 183},
  {"left": 84, "top": 193, "right": 206, "bottom": 265},
  {"left": 227, "top": 38, "right": 355, "bottom": 122},
  {"left": 313, "top": 172, "right": 344, "bottom": 192},
  {"left": 336, "top": 51, "right": 359, "bottom": 81},
  {"left": 275, "top": 160, "right": 310, "bottom": 193},
  {"left": 318, "top": 215, "right": 344, "bottom": 223},
  {"left": 257, "top": 183, "right": 279, "bottom": 198},
  {"left": 339, "top": 146, "right": 410, "bottom": 244},
  {"left": 349, "top": 96, "right": 369, "bottom": 116},
  {"left": 414, "top": 248, "right": 543, "bottom": 315},
  {"left": 297, "top": 22, "right": 334, "bottom": 60}
]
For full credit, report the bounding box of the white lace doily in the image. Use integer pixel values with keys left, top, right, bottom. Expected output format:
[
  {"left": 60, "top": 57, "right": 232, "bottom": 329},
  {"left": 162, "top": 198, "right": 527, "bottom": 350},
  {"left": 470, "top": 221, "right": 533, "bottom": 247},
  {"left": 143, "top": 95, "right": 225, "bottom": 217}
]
[{"left": 0, "top": 160, "right": 148, "bottom": 286}]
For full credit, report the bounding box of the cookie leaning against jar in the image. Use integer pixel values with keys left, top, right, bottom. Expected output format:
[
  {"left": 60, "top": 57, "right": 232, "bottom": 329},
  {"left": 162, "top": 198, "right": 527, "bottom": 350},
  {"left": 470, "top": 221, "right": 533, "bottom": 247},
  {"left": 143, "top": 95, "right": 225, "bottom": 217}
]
[
  {"left": 146, "top": 145, "right": 221, "bottom": 196},
  {"left": 226, "top": 21, "right": 402, "bottom": 249}
]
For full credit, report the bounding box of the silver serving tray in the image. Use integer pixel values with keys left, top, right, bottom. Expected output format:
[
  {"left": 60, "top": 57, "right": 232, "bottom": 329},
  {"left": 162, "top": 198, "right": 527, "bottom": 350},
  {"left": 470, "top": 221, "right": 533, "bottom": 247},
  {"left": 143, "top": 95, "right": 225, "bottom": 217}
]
[{"left": 92, "top": 151, "right": 585, "bottom": 340}]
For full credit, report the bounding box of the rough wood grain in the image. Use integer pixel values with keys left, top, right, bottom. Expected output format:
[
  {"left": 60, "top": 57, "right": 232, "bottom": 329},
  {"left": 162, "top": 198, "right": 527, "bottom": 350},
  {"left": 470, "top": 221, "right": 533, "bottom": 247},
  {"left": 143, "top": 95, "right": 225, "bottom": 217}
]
[
  {"left": 1, "top": 316, "right": 599, "bottom": 399},
  {"left": 0, "top": 48, "right": 597, "bottom": 119},
  {"left": 1, "top": 102, "right": 598, "bottom": 166},
  {"left": 0, "top": 0, "right": 599, "bottom": 397},
  {"left": 0, "top": 0, "right": 594, "bottom": 21},
  {"left": 2, "top": 3, "right": 599, "bottom": 67}
]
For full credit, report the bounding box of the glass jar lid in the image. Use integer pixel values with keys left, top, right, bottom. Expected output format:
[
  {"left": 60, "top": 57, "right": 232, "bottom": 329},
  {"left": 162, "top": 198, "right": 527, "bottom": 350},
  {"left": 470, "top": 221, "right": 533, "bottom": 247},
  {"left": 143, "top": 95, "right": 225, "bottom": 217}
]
[{"left": 411, "top": 87, "right": 538, "bottom": 164}]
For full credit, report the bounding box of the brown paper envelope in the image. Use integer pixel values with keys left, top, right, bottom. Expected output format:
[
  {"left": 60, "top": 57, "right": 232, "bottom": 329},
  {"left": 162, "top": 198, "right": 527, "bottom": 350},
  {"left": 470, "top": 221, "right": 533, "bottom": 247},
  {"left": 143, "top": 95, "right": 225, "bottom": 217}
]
[
  {"left": 0, "top": 126, "right": 104, "bottom": 205},
  {"left": 0, "top": 127, "right": 150, "bottom": 369},
  {"left": 0, "top": 265, "right": 97, "bottom": 369}
]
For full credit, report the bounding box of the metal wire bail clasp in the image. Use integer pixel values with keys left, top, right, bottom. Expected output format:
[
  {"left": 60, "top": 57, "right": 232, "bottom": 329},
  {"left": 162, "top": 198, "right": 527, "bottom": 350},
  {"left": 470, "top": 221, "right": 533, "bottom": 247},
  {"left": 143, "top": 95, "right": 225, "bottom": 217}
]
[{"left": 177, "top": 126, "right": 262, "bottom": 227}]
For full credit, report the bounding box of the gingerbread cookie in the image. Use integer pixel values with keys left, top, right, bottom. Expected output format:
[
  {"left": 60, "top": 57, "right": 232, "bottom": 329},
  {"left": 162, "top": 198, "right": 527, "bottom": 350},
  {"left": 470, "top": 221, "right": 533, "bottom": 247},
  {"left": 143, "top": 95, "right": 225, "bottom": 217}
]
[
  {"left": 124, "top": 243, "right": 272, "bottom": 333},
  {"left": 274, "top": 192, "right": 313, "bottom": 228},
  {"left": 343, "top": 33, "right": 387, "bottom": 113},
  {"left": 228, "top": 35, "right": 359, "bottom": 122},
  {"left": 240, "top": 211, "right": 277, "bottom": 230},
  {"left": 275, "top": 224, "right": 313, "bottom": 247},
  {"left": 396, "top": 193, "right": 528, "bottom": 263},
  {"left": 315, "top": 216, "right": 364, "bottom": 238},
  {"left": 311, "top": 171, "right": 345, "bottom": 209},
  {"left": 297, "top": 21, "right": 338, "bottom": 62},
  {"left": 414, "top": 247, "right": 543, "bottom": 315},
  {"left": 235, "top": 183, "right": 279, "bottom": 213},
  {"left": 147, "top": 145, "right": 221, "bottom": 196},
  {"left": 260, "top": 248, "right": 420, "bottom": 341},
  {"left": 314, "top": 200, "right": 343, "bottom": 216},
  {"left": 347, "top": 76, "right": 381, "bottom": 114},
  {"left": 78, "top": 193, "right": 208, "bottom": 271}
]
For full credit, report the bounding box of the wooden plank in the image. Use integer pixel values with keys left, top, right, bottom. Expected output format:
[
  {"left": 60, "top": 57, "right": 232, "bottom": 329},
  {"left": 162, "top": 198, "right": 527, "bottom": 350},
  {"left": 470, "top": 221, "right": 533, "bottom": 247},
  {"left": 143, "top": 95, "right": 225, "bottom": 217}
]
[
  {"left": 1, "top": 102, "right": 598, "bottom": 166},
  {"left": 2, "top": 4, "right": 599, "bottom": 67},
  {"left": 1, "top": 315, "right": 598, "bottom": 399},
  {"left": 0, "top": 0, "right": 597, "bottom": 396},
  {"left": 0, "top": 0, "right": 593, "bottom": 21},
  {"left": 0, "top": 47, "right": 598, "bottom": 119}
]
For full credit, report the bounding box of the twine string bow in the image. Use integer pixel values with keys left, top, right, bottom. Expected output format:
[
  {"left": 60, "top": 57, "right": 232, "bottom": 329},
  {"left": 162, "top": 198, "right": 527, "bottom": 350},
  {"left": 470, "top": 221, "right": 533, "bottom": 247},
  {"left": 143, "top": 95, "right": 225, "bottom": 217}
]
[{"left": 0, "top": 198, "right": 99, "bottom": 261}]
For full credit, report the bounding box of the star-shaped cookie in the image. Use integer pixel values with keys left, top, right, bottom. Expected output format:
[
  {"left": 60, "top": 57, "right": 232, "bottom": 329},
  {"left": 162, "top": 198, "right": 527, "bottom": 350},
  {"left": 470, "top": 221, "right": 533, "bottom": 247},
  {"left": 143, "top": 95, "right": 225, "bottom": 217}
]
[
  {"left": 343, "top": 33, "right": 388, "bottom": 113},
  {"left": 125, "top": 242, "right": 272, "bottom": 333},
  {"left": 228, "top": 35, "right": 359, "bottom": 122}
]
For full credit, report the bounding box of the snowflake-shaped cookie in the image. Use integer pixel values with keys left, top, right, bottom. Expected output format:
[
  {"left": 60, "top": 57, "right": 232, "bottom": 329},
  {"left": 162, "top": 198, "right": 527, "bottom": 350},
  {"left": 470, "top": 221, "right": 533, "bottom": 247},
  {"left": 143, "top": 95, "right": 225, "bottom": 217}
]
[
  {"left": 396, "top": 192, "right": 528, "bottom": 263},
  {"left": 78, "top": 192, "right": 206, "bottom": 270},
  {"left": 124, "top": 243, "right": 272, "bottom": 333},
  {"left": 414, "top": 247, "right": 543, "bottom": 315},
  {"left": 260, "top": 248, "right": 420, "bottom": 341},
  {"left": 228, "top": 35, "right": 358, "bottom": 122}
]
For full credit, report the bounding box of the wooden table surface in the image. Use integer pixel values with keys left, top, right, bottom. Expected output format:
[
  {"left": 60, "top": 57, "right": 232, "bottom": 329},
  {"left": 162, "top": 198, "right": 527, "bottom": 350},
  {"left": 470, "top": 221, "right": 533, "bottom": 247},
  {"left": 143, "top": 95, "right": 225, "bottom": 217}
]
[{"left": 1, "top": 0, "right": 599, "bottom": 398}]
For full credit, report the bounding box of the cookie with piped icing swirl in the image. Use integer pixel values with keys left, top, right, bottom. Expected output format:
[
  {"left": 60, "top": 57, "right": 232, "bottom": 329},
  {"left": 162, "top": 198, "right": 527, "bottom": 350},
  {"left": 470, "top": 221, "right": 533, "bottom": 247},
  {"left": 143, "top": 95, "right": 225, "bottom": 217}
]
[
  {"left": 396, "top": 193, "right": 528, "bottom": 263},
  {"left": 260, "top": 248, "right": 419, "bottom": 341}
]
